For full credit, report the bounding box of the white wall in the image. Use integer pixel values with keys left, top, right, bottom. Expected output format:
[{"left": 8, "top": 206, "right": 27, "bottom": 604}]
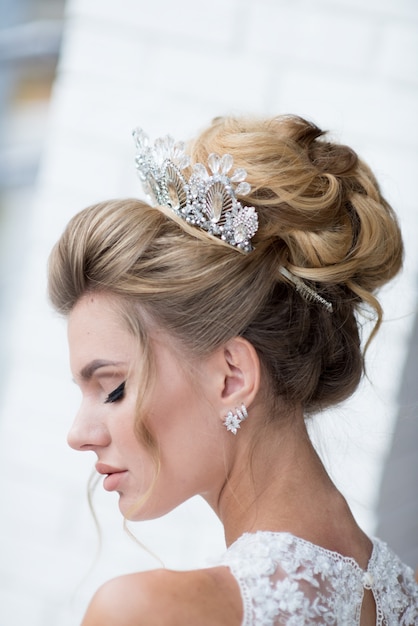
[{"left": 0, "top": 1, "right": 417, "bottom": 624}]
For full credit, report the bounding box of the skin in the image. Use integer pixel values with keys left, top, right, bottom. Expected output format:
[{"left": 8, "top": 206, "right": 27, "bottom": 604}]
[{"left": 68, "top": 292, "right": 377, "bottom": 626}]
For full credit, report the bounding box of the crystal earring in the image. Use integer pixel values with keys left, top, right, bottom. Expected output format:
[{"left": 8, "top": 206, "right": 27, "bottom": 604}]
[{"left": 223, "top": 404, "right": 248, "bottom": 435}]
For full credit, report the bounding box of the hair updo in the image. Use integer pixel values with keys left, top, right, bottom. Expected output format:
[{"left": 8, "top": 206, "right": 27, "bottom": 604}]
[{"left": 48, "top": 115, "right": 403, "bottom": 415}]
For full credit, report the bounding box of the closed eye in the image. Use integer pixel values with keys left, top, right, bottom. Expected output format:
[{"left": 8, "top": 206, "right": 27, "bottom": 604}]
[{"left": 104, "top": 381, "right": 126, "bottom": 404}]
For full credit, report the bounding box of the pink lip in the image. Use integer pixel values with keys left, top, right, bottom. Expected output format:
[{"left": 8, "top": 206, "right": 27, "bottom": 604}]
[
  {"left": 96, "top": 462, "right": 128, "bottom": 492},
  {"left": 96, "top": 462, "right": 125, "bottom": 475}
]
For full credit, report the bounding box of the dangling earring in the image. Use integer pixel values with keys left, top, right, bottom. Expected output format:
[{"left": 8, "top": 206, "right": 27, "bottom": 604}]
[{"left": 223, "top": 404, "right": 248, "bottom": 435}]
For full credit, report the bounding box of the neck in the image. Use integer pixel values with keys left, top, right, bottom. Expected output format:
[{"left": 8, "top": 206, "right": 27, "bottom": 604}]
[{"left": 210, "top": 411, "right": 349, "bottom": 548}]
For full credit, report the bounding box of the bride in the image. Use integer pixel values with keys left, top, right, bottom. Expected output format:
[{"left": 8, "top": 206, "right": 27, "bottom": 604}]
[{"left": 48, "top": 114, "right": 418, "bottom": 624}]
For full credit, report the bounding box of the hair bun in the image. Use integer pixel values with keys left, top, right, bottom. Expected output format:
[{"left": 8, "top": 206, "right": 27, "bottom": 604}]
[{"left": 192, "top": 115, "right": 403, "bottom": 302}]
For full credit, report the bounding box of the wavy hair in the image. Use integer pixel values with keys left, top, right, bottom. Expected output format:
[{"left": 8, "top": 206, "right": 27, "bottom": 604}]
[{"left": 49, "top": 115, "right": 403, "bottom": 419}]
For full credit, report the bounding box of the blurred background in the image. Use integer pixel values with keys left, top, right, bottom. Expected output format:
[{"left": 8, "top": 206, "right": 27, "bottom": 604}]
[{"left": 0, "top": 1, "right": 417, "bottom": 624}]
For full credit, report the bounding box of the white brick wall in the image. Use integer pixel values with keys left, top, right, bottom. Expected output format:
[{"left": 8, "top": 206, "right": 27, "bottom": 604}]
[{"left": 1, "top": 1, "right": 417, "bottom": 624}]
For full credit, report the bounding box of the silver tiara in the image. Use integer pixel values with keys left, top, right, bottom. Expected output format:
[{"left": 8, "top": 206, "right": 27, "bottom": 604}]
[
  {"left": 133, "top": 128, "right": 333, "bottom": 312},
  {"left": 133, "top": 128, "right": 258, "bottom": 252}
]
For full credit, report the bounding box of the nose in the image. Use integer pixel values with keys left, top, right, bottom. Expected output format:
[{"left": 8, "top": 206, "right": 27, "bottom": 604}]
[{"left": 67, "top": 401, "right": 111, "bottom": 451}]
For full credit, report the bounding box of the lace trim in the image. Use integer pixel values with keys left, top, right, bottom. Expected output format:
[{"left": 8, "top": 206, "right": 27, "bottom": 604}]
[{"left": 219, "top": 531, "right": 418, "bottom": 626}]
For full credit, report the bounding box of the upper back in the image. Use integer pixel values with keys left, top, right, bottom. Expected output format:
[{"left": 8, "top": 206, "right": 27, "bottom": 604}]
[
  {"left": 219, "top": 531, "right": 418, "bottom": 625},
  {"left": 80, "top": 532, "right": 418, "bottom": 626}
]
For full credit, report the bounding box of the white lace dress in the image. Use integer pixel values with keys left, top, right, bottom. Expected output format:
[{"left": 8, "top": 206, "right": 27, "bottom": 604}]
[{"left": 219, "top": 531, "right": 418, "bottom": 625}]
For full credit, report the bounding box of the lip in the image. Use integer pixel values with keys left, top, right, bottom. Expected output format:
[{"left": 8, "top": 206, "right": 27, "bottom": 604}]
[
  {"left": 96, "top": 462, "right": 128, "bottom": 492},
  {"left": 96, "top": 462, "right": 126, "bottom": 475}
]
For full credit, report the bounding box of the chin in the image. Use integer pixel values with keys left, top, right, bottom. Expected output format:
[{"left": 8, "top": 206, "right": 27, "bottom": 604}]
[
  {"left": 119, "top": 497, "right": 148, "bottom": 521},
  {"left": 119, "top": 494, "right": 183, "bottom": 522}
]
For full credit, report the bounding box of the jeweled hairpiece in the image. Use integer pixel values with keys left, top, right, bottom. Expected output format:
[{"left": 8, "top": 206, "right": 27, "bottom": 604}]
[
  {"left": 279, "top": 267, "right": 333, "bottom": 313},
  {"left": 133, "top": 128, "right": 258, "bottom": 252},
  {"left": 133, "top": 128, "right": 333, "bottom": 313}
]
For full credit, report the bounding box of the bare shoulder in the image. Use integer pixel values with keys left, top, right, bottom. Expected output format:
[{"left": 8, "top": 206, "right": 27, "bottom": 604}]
[{"left": 81, "top": 566, "right": 242, "bottom": 626}]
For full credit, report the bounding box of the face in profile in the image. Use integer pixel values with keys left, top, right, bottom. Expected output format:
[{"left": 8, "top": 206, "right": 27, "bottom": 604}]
[{"left": 67, "top": 292, "right": 228, "bottom": 520}]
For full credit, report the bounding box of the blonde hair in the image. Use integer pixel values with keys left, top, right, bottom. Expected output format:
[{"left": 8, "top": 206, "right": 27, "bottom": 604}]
[{"left": 48, "top": 115, "right": 403, "bottom": 418}]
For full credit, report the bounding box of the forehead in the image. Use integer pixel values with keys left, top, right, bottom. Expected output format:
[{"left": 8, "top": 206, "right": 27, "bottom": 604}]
[
  {"left": 67, "top": 293, "right": 136, "bottom": 372},
  {"left": 68, "top": 292, "right": 124, "bottom": 332}
]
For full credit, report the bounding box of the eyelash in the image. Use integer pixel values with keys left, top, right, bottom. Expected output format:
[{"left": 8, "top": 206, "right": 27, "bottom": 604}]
[{"left": 104, "top": 381, "right": 126, "bottom": 404}]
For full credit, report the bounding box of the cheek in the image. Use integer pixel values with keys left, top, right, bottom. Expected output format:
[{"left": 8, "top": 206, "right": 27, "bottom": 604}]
[
  {"left": 150, "top": 395, "right": 220, "bottom": 477},
  {"left": 137, "top": 352, "right": 220, "bottom": 469},
  {"left": 120, "top": 429, "right": 158, "bottom": 498},
  {"left": 111, "top": 395, "right": 143, "bottom": 451},
  {"left": 146, "top": 383, "right": 200, "bottom": 438}
]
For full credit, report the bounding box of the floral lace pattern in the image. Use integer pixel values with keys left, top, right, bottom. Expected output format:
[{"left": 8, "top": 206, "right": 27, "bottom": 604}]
[{"left": 219, "top": 531, "right": 418, "bottom": 625}]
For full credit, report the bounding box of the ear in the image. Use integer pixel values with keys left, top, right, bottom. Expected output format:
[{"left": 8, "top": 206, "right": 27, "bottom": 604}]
[{"left": 215, "top": 336, "right": 261, "bottom": 412}]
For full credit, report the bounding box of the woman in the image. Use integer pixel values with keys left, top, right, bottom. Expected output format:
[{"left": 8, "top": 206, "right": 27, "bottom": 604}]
[{"left": 48, "top": 115, "right": 418, "bottom": 625}]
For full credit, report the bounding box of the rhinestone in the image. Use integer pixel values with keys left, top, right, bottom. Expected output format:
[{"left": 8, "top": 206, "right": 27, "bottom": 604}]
[
  {"left": 211, "top": 191, "right": 224, "bottom": 222},
  {"left": 234, "top": 224, "right": 247, "bottom": 243},
  {"left": 219, "top": 154, "right": 233, "bottom": 174},
  {"left": 235, "top": 181, "right": 251, "bottom": 196},
  {"left": 230, "top": 168, "right": 247, "bottom": 183},
  {"left": 208, "top": 153, "right": 221, "bottom": 174},
  {"left": 193, "top": 163, "right": 208, "bottom": 179}
]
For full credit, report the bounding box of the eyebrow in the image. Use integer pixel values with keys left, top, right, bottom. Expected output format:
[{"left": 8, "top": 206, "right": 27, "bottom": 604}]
[{"left": 78, "top": 359, "right": 125, "bottom": 382}]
